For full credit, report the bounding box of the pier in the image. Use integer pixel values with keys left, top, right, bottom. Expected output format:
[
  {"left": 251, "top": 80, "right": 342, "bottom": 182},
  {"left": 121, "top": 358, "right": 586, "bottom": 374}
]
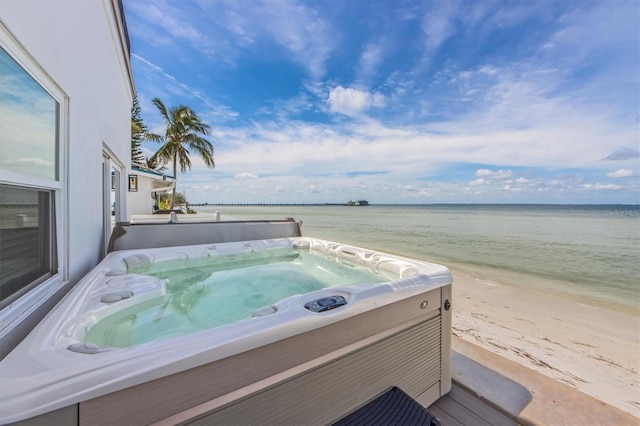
[{"left": 189, "top": 203, "right": 350, "bottom": 207}]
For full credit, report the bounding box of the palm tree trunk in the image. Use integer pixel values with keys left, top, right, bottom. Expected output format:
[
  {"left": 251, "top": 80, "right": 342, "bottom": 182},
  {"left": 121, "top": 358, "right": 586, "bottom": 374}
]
[{"left": 170, "top": 153, "right": 177, "bottom": 210}]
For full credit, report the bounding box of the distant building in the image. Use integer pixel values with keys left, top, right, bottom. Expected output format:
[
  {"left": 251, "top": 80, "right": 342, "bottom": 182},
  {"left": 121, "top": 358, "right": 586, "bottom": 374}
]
[{"left": 128, "top": 164, "right": 175, "bottom": 215}]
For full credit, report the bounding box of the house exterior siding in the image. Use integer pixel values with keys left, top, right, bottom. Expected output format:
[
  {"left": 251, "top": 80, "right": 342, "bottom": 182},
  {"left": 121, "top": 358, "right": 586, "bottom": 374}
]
[{"left": 0, "top": 0, "right": 133, "bottom": 358}]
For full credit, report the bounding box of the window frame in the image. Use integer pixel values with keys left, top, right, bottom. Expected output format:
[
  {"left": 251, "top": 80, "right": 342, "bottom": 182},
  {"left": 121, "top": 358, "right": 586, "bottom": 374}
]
[{"left": 0, "top": 22, "right": 69, "bottom": 329}]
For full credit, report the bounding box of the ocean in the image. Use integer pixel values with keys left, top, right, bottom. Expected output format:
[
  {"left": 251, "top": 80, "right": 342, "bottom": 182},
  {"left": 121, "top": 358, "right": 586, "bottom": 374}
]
[{"left": 194, "top": 204, "right": 640, "bottom": 314}]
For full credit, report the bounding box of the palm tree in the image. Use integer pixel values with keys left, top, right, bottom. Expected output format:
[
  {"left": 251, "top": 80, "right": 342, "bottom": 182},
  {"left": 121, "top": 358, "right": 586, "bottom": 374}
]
[{"left": 146, "top": 98, "right": 215, "bottom": 209}]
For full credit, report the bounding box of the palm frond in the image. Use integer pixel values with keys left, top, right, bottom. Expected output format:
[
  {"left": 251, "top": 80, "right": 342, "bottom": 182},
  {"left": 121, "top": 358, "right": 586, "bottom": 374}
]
[
  {"left": 145, "top": 132, "right": 164, "bottom": 144},
  {"left": 152, "top": 98, "right": 170, "bottom": 123}
]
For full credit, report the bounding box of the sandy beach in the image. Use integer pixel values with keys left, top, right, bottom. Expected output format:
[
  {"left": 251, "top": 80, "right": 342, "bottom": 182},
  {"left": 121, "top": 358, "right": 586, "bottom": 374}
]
[{"left": 451, "top": 269, "right": 640, "bottom": 418}]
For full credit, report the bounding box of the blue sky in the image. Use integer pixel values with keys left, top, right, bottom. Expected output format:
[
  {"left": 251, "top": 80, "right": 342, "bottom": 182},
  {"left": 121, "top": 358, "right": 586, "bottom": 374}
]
[{"left": 124, "top": 0, "right": 639, "bottom": 204}]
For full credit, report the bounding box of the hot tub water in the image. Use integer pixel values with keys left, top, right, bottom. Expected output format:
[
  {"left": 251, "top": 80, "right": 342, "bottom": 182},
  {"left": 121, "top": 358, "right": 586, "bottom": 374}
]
[{"left": 84, "top": 248, "right": 386, "bottom": 347}]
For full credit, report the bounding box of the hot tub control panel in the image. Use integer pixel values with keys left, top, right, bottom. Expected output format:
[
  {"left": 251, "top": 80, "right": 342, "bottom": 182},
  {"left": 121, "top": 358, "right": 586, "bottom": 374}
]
[{"left": 304, "top": 295, "right": 348, "bottom": 312}]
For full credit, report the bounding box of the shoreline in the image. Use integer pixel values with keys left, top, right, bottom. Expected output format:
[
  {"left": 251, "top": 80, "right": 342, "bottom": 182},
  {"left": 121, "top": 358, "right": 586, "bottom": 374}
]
[
  {"left": 446, "top": 261, "right": 639, "bottom": 316},
  {"left": 451, "top": 268, "right": 640, "bottom": 418}
]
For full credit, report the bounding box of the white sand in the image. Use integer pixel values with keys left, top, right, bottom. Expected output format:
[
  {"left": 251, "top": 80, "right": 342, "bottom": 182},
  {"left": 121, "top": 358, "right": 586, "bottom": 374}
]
[{"left": 451, "top": 269, "right": 640, "bottom": 418}]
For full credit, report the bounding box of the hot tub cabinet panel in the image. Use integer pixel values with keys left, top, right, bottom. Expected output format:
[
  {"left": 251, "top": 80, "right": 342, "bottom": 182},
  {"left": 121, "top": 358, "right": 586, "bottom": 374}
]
[
  {"left": 172, "top": 318, "right": 444, "bottom": 426},
  {"left": 0, "top": 237, "right": 452, "bottom": 425},
  {"left": 79, "top": 287, "right": 452, "bottom": 425}
]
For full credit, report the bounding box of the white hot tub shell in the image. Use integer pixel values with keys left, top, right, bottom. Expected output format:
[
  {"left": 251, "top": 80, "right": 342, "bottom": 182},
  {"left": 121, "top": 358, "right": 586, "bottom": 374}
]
[{"left": 0, "top": 237, "right": 453, "bottom": 425}]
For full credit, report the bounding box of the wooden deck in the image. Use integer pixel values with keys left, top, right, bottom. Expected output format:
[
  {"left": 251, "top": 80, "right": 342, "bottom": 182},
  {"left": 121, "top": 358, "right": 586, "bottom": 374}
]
[{"left": 428, "top": 383, "right": 517, "bottom": 426}]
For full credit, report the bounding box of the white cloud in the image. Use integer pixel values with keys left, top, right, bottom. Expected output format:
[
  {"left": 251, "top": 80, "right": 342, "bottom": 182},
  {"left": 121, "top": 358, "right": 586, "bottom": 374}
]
[
  {"left": 235, "top": 172, "right": 259, "bottom": 179},
  {"left": 495, "top": 170, "right": 513, "bottom": 179},
  {"left": 248, "top": 1, "right": 335, "bottom": 79},
  {"left": 478, "top": 65, "right": 498, "bottom": 76},
  {"left": 425, "top": 60, "right": 637, "bottom": 169},
  {"left": 171, "top": 112, "right": 640, "bottom": 203},
  {"left": 421, "top": 1, "right": 459, "bottom": 51},
  {"left": 126, "top": 2, "right": 207, "bottom": 48},
  {"left": 357, "top": 42, "right": 385, "bottom": 82},
  {"left": 583, "top": 183, "right": 621, "bottom": 190},
  {"left": 475, "top": 169, "right": 513, "bottom": 179},
  {"left": 606, "top": 169, "right": 635, "bottom": 178},
  {"left": 328, "top": 86, "right": 385, "bottom": 116}
]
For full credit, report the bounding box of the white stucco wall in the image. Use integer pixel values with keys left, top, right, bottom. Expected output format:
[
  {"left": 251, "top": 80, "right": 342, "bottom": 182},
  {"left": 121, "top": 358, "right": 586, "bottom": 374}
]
[
  {"left": 129, "top": 174, "right": 160, "bottom": 215},
  {"left": 127, "top": 168, "right": 175, "bottom": 215},
  {"left": 129, "top": 175, "right": 155, "bottom": 215},
  {"left": 0, "top": 0, "right": 133, "bottom": 283}
]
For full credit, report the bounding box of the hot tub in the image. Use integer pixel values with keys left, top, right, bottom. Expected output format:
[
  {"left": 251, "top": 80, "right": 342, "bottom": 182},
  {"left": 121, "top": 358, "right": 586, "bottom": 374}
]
[{"left": 0, "top": 237, "right": 452, "bottom": 425}]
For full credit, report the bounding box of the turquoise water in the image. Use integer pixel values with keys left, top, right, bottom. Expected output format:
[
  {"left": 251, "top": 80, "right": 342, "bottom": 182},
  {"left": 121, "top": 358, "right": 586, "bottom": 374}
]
[
  {"left": 85, "top": 250, "right": 385, "bottom": 347},
  {"left": 196, "top": 204, "right": 640, "bottom": 313}
]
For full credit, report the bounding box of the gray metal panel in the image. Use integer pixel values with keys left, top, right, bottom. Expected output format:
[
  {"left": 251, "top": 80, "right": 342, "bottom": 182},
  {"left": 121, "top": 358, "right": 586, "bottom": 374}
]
[
  {"left": 108, "top": 220, "right": 302, "bottom": 252},
  {"left": 186, "top": 317, "right": 442, "bottom": 426}
]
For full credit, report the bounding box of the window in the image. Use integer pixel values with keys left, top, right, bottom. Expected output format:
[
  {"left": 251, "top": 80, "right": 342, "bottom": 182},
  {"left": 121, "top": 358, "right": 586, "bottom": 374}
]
[
  {"left": 0, "top": 42, "right": 63, "bottom": 308},
  {"left": 0, "top": 186, "right": 56, "bottom": 304},
  {"left": 0, "top": 46, "right": 59, "bottom": 180}
]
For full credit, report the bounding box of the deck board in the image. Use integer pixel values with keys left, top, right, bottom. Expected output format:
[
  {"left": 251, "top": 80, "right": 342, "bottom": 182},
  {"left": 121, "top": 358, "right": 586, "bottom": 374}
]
[
  {"left": 426, "top": 405, "right": 464, "bottom": 426},
  {"left": 428, "top": 383, "right": 517, "bottom": 426},
  {"left": 432, "top": 395, "right": 493, "bottom": 426}
]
